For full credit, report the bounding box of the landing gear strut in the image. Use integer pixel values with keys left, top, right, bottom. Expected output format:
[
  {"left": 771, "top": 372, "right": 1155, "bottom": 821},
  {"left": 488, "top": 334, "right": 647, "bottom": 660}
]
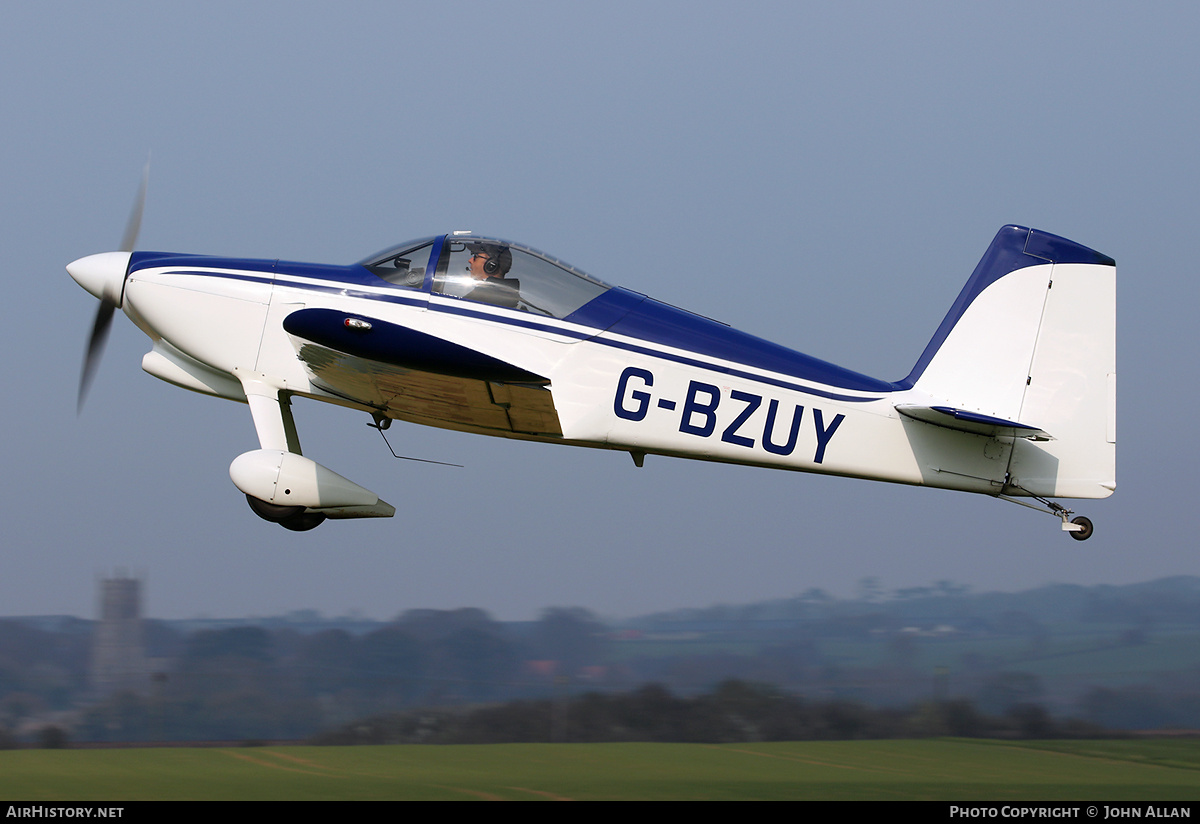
[
  {"left": 997, "top": 494, "right": 1095, "bottom": 540},
  {"left": 229, "top": 374, "right": 395, "bottom": 530}
]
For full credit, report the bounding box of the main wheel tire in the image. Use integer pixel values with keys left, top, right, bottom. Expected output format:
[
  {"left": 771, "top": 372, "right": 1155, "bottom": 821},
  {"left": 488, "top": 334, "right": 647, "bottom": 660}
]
[
  {"left": 245, "top": 494, "right": 304, "bottom": 524},
  {"left": 279, "top": 511, "right": 326, "bottom": 532},
  {"left": 1069, "top": 515, "right": 1094, "bottom": 541}
]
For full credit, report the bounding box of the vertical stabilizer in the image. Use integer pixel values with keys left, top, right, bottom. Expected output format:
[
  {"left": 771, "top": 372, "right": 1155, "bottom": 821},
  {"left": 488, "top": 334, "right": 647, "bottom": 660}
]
[{"left": 906, "top": 226, "right": 1115, "bottom": 499}]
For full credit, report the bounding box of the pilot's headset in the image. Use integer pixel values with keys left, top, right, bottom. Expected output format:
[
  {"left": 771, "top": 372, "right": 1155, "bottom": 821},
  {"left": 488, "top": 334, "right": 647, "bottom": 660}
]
[{"left": 476, "top": 244, "right": 512, "bottom": 277}]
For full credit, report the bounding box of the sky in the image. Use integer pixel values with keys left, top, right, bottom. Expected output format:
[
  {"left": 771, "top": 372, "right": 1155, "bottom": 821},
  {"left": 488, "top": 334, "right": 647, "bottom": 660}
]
[{"left": 2, "top": 1, "right": 1197, "bottom": 622}]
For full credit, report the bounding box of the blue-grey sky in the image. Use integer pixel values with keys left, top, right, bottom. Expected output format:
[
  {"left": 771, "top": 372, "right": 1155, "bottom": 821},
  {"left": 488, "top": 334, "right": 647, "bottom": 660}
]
[{"left": 2, "top": 1, "right": 1197, "bottom": 621}]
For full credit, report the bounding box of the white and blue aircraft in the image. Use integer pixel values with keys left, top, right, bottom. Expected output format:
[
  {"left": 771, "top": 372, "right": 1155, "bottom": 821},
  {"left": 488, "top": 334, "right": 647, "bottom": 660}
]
[{"left": 69, "top": 187, "right": 1115, "bottom": 536}]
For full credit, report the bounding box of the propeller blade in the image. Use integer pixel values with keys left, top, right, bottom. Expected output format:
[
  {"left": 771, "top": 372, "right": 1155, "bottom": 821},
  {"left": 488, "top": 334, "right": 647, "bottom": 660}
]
[
  {"left": 119, "top": 161, "right": 149, "bottom": 253},
  {"left": 78, "top": 159, "right": 148, "bottom": 413},
  {"left": 79, "top": 299, "right": 115, "bottom": 413}
]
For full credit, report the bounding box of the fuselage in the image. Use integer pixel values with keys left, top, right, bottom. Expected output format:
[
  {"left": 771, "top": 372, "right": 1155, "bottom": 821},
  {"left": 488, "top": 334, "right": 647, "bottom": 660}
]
[{"left": 116, "top": 234, "right": 1015, "bottom": 498}]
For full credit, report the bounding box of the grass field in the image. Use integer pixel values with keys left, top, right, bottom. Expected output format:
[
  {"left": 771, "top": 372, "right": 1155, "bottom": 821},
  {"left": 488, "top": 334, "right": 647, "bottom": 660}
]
[{"left": 0, "top": 739, "right": 1197, "bottom": 800}]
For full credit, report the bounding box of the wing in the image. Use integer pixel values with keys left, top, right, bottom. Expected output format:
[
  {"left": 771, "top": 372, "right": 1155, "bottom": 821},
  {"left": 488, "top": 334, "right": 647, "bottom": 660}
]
[{"left": 284, "top": 308, "right": 562, "bottom": 438}]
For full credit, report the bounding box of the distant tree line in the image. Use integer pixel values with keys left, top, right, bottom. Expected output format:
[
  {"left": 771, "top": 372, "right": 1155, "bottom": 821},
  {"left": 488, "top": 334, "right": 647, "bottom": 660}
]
[{"left": 312, "top": 680, "right": 1109, "bottom": 746}]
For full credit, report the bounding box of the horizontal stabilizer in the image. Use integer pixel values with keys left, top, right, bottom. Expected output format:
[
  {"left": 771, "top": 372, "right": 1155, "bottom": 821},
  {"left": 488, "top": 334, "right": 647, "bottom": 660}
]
[{"left": 896, "top": 404, "right": 1051, "bottom": 440}]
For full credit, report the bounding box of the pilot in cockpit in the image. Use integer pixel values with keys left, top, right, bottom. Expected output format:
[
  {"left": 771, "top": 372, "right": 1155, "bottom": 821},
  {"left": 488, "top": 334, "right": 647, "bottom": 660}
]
[{"left": 464, "top": 243, "right": 521, "bottom": 309}]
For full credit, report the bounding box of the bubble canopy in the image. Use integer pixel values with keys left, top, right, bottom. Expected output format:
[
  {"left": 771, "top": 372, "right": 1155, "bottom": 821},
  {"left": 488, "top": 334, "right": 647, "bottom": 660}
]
[{"left": 360, "top": 234, "right": 612, "bottom": 319}]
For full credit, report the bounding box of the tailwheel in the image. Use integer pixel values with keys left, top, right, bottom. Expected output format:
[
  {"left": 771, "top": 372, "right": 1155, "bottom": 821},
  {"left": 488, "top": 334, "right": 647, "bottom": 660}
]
[
  {"left": 1068, "top": 516, "right": 1094, "bottom": 542},
  {"left": 996, "top": 492, "right": 1096, "bottom": 540}
]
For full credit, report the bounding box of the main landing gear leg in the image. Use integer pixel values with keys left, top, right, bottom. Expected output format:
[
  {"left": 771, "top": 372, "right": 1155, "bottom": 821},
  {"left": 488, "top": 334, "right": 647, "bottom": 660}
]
[
  {"left": 235, "top": 371, "right": 326, "bottom": 531},
  {"left": 997, "top": 494, "right": 1094, "bottom": 541}
]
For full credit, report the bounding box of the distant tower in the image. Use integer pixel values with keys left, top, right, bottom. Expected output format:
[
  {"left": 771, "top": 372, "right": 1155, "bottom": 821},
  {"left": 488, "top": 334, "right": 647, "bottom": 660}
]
[{"left": 89, "top": 572, "right": 148, "bottom": 696}]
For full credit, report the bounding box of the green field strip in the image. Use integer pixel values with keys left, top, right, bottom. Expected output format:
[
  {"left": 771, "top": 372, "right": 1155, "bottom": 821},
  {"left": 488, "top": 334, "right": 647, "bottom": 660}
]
[{"left": 0, "top": 740, "right": 1197, "bottom": 800}]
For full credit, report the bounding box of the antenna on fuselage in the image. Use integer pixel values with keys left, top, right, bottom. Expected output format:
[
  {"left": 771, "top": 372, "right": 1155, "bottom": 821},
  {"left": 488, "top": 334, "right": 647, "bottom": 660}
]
[{"left": 367, "top": 413, "right": 463, "bottom": 468}]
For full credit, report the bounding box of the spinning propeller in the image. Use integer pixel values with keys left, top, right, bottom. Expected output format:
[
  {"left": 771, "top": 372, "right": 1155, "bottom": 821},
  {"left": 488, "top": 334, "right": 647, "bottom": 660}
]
[{"left": 70, "top": 163, "right": 148, "bottom": 412}]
